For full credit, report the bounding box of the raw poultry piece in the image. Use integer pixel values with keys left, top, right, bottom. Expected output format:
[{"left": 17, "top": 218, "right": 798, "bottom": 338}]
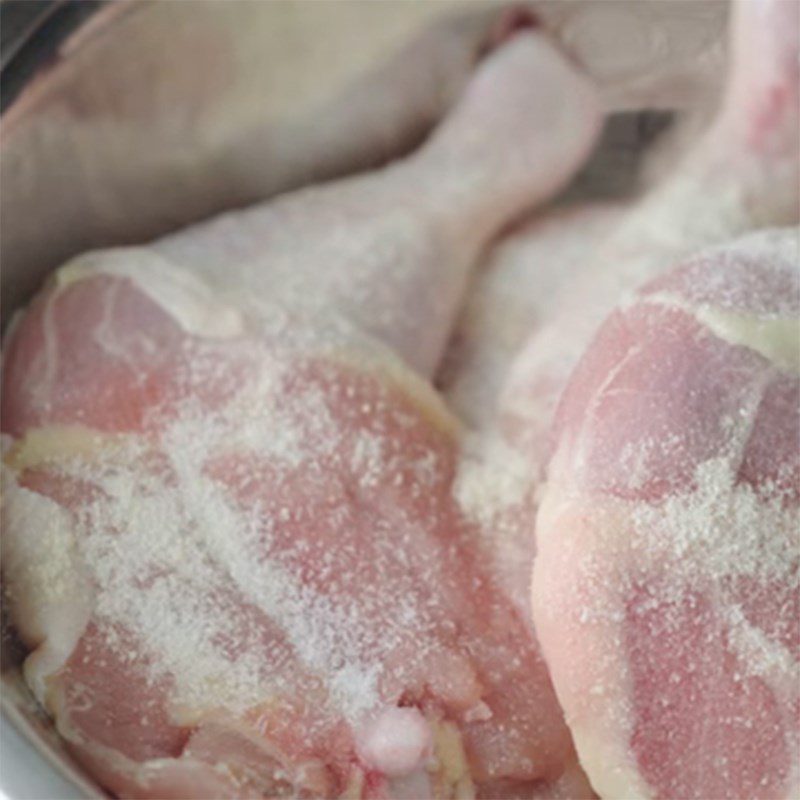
[
  {"left": 500, "top": 0, "right": 799, "bottom": 466},
  {"left": 534, "top": 227, "right": 800, "bottom": 799},
  {"left": 2, "top": 32, "right": 600, "bottom": 800},
  {"left": 439, "top": 0, "right": 733, "bottom": 431},
  {"left": 453, "top": 4, "right": 799, "bottom": 795},
  {"left": 149, "top": 19, "right": 599, "bottom": 381},
  {"left": 455, "top": 0, "right": 797, "bottom": 609}
]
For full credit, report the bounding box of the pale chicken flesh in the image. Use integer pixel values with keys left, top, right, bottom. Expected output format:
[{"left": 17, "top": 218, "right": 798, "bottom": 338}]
[{"left": 534, "top": 228, "right": 799, "bottom": 799}]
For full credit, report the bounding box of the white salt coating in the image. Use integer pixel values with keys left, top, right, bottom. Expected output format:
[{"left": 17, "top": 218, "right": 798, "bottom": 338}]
[
  {"left": 453, "top": 432, "right": 536, "bottom": 614},
  {"left": 154, "top": 194, "right": 455, "bottom": 378},
  {"left": 1, "top": 469, "right": 92, "bottom": 704},
  {"left": 648, "top": 227, "right": 800, "bottom": 315},
  {"left": 631, "top": 457, "right": 797, "bottom": 590},
  {"left": 30, "top": 352, "right": 442, "bottom": 723},
  {"left": 534, "top": 457, "right": 799, "bottom": 800},
  {"left": 631, "top": 455, "right": 799, "bottom": 771},
  {"left": 0, "top": 309, "right": 458, "bottom": 728},
  {"left": 454, "top": 433, "right": 531, "bottom": 531}
]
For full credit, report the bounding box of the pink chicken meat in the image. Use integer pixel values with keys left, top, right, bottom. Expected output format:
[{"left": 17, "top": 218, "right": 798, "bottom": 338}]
[
  {"left": 534, "top": 227, "right": 799, "bottom": 799},
  {"left": 2, "top": 31, "right": 600, "bottom": 800}
]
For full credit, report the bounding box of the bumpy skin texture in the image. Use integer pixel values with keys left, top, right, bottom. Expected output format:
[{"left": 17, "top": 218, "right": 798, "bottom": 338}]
[
  {"left": 1, "top": 32, "right": 600, "bottom": 800},
  {"left": 533, "top": 228, "right": 800, "bottom": 799}
]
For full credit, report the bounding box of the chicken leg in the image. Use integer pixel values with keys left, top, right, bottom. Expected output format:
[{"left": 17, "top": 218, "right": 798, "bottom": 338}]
[
  {"left": 2, "top": 31, "right": 600, "bottom": 800},
  {"left": 534, "top": 227, "right": 799, "bottom": 799}
]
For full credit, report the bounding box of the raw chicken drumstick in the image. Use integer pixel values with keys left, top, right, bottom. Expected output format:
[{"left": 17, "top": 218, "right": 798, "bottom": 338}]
[
  {"left": 452, "top": 0, "right": 798, "bottom": 618},
  {"left": 449, "top": 4, "right": 798, "bottom": 797},
  {"left": 500, "top": 0, "right": 799, "bottom": 466},
  {"left": 521, "top": 0, "right": 798, "bottom": 796},
  {"left": 2, "top": 32, "right": 600, "bottom": 800},
  {"left": 534, "top": 227, "right": 800, "bottom": 799},
  {"left": 150, "top": 20, "right": 600, "bottom": 380},
  {"left": 439, "top": 0, "right": 732, "bottom": 433}
]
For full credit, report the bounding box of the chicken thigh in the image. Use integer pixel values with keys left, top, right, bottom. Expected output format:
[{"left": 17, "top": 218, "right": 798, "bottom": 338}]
[
  {"left": 534, "top": 227, "right": 799, "bottom": 799},
  {"left": 2, "top": 31, "right": 600, "bottom": 800}
]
